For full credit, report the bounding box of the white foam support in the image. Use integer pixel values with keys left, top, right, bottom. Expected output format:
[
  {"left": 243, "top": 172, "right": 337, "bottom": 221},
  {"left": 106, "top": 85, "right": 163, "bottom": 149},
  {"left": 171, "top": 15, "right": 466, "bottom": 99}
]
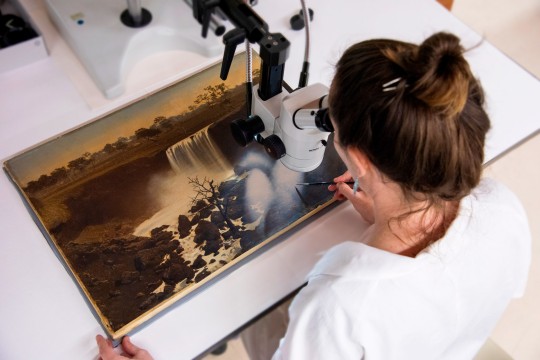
[{"left": 45, "top": 0, "right": 224, "bottom": 98}]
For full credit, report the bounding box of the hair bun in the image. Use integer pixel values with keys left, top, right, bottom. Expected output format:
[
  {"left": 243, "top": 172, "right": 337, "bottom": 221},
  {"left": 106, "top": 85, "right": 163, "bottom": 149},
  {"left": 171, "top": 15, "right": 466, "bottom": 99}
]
[{"left": 408, "top": 32, "right": 472, "bottom": 116}]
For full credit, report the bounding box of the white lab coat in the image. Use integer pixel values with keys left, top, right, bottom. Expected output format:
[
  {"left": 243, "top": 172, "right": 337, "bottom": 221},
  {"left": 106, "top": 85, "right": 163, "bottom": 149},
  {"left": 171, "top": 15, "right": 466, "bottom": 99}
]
[{"left": 272, "top": 178, "right": 531, "bottom": 360}]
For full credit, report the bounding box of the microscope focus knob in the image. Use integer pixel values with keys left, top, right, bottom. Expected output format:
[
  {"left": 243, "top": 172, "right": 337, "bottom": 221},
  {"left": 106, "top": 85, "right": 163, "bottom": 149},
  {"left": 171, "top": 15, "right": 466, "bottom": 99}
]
[
  {"left": 262, "top": 135, "right": 286, "bottom": 159},
  {"left": 230, "top": 116, "right": 265, "bottom": 147}
]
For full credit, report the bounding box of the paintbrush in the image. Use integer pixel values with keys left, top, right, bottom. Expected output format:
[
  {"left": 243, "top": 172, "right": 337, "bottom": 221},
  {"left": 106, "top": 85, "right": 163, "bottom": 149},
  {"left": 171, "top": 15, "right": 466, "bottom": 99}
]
[{"left": 296, "top": 181, "right": 355, "bottom": 186}]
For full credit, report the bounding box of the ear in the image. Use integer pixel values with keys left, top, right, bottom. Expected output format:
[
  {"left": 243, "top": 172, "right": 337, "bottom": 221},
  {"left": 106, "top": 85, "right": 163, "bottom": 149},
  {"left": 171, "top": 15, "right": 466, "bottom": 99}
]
[{"left": 346, "top": 147, "right": 371, "bottom": 178}]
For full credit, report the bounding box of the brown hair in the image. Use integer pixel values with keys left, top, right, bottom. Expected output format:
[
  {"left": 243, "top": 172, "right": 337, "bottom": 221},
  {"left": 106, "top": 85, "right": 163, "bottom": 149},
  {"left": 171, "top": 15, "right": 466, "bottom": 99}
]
[{"left": 329, "top": 32, "right": 490, "bottom": 203}]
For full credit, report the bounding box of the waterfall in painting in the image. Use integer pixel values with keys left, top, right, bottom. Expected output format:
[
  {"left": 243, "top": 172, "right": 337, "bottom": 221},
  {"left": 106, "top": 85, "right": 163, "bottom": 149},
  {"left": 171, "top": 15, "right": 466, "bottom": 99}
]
[{"left": 166, "top": 125, "right": 234, "bottom": 181}]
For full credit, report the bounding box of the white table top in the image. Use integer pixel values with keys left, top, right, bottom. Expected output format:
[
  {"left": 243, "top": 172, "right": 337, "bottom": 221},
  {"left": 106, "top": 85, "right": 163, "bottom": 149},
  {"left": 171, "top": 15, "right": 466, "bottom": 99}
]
[{"left": 1, "top": 0, "right": 539, "bottom": 359}]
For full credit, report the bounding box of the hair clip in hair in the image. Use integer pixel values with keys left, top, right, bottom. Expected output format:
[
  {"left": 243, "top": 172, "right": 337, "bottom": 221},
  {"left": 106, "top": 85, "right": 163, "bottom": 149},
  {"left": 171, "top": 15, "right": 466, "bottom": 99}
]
[{"left": 382, "top": 77, "right": 405, "bottom": 92}]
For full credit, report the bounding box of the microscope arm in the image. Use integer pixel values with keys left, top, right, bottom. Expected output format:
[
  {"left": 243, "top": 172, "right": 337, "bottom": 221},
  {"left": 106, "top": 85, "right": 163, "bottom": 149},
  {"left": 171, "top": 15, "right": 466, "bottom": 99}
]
[
  {"left": 189, "top": 0, "right": 332, "bottom": 172},
  {"left": 190, "top": 0, "right": 290, "bottom": 100}
]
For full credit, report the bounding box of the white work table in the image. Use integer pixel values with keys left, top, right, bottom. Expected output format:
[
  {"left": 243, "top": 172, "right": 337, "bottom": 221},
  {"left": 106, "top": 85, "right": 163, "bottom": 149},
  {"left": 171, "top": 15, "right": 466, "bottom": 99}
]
[{"left": 1, "top": 0, "right": 539, "bottom": 359}]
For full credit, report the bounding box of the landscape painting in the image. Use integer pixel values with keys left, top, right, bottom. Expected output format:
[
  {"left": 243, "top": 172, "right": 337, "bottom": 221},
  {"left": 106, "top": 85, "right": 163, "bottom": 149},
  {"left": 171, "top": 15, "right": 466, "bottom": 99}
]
[{"left": 3, "top": 53, "right": 346, "bottom": 340}]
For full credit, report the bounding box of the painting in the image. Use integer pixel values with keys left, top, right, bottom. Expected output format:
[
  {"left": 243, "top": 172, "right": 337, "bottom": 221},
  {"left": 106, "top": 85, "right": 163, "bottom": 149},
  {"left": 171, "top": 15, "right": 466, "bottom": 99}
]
[{"left": 3, "top": 53, "right": 346, "bottom": 340}]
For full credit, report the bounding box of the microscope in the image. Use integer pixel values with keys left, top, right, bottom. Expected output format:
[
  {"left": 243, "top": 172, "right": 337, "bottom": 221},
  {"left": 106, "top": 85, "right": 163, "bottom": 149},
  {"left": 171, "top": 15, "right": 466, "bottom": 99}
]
[
  {"left": 189, "top": 0, "right": 334, "bottom": 173},
  {"left": 45, "top": 0, "right": 333, "bottom": 171}
]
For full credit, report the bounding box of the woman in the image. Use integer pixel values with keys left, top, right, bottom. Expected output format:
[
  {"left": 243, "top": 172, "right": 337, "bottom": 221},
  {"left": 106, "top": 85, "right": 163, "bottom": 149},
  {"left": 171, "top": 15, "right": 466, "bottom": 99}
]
[{"left": 96, "top": 32, "right": 531, "bottom": 360}]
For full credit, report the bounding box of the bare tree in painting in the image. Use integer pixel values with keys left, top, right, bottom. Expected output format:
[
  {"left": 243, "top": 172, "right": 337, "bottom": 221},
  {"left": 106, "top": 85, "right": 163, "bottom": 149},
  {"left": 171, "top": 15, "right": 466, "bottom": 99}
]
[{"left": 188, "top": 176, "right": 237, "bottom": 235}]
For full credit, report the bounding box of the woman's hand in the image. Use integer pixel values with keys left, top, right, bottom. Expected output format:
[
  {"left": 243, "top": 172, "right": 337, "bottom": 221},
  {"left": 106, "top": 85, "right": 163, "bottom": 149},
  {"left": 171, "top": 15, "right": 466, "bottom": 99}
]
[
  {"left": 96, "top": 335, "right": 154, "bottom": 360},
  {"left": 328, "top": 171, "right": 375, "bottom": 224},
  {"left": 328, "top": 171, "right": 353, "bottom": 201}
]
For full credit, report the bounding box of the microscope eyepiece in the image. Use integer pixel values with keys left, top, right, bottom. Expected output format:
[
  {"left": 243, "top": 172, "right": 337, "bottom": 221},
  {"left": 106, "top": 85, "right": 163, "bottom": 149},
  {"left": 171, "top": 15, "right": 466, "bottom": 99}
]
[
  {"left": 292, "top": 107, "right": 333, "bottom": 132},
  {"left": 314, "top": 108, "right": 333, "bottom": 132}
]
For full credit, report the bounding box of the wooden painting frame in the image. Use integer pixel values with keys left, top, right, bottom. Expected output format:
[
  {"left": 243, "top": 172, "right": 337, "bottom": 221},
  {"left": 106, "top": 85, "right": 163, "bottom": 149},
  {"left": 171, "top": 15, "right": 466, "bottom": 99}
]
[{"left": 3, "top": 53, "right": 345, "bottom": 340}]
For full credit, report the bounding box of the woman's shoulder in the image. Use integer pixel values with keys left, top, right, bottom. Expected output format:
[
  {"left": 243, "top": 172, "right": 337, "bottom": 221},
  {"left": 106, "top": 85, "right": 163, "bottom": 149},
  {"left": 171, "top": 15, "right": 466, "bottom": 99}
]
[
  {"left": 465, "top": 177, "right": 530, "bottom": 239},
  {"left": 436, "top": 176, "right": 531, "bottom": 295},
  {"left": 438, "top": 177, "right": 530, "bottom": 251},
  {"left": 471, "top": 177, "right": 526, "bottom": 213}
]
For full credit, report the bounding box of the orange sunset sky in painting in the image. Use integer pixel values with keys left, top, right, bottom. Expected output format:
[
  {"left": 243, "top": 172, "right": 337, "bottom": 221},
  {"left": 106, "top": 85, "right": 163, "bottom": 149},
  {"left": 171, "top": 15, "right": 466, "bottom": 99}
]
[{"left": 9, "top": 55, "right": 253, "bottom": 185}]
